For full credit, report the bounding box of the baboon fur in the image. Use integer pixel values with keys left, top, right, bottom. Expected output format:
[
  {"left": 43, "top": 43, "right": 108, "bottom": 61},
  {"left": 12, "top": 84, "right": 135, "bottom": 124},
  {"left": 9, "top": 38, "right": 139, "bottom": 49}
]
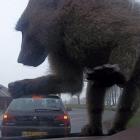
[{"left": 9, "top": 0, "right": 140, "bottom": 136}]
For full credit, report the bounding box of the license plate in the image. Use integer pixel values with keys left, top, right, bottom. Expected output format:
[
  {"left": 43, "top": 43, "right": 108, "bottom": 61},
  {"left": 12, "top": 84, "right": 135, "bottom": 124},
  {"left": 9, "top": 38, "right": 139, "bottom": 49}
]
[{"left": 22, "top": 131, "right": 48, "bottom": 137}]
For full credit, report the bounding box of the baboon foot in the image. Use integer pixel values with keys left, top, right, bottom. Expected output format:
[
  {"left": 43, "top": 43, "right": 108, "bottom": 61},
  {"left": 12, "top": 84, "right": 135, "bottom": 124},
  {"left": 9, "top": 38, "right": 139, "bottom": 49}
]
[
  {"left": 108, "top": 127, "right": 125, "bottom": 135},
  {"left": 81, "top": 124, "right": 103, "bottom": 136}
]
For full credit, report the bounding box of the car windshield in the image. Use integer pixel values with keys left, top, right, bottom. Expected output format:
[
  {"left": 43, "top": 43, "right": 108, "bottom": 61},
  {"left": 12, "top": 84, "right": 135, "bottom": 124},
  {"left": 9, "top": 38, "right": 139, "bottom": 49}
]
[{"left": 8, "top": 98, "right": 63, "bottom": 111}]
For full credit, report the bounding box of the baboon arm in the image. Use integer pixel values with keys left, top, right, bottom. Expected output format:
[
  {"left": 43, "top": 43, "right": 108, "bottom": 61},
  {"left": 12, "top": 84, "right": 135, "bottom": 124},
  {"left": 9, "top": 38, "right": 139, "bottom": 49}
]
[
  {"left": 29, "top": 74, "right": 83, "bottom": 94},
  {"left": 9, "top": 51, "right": 83, "bottom": 98},
  {"left": 81, "top": 81, "right": 106, "bottom": 136},
  {"left": 8, "top": 73, "right": 83, "bottom": 98},
  {"left": 109, "top": 59, "right": 140, "bottom": 134}
]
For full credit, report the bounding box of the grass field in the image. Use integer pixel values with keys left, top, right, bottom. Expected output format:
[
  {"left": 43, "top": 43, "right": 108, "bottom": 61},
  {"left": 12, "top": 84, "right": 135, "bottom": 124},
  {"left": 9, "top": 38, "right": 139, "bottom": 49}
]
[{"left": 127, "top": 112, "right": 140, "bottom": 128}]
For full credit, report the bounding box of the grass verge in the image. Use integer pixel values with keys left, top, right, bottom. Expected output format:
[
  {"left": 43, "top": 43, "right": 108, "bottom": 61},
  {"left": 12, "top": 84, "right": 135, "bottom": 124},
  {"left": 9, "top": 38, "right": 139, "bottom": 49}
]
[{"left": 127, "top": 112, "right": 140, "bottom": 128}]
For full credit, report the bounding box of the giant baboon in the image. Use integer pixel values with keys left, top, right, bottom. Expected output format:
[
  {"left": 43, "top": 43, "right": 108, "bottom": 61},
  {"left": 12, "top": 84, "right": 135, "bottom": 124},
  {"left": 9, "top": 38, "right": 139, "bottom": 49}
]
[{"left": 9, "top": 0, "right": 140, "bottom": 136}]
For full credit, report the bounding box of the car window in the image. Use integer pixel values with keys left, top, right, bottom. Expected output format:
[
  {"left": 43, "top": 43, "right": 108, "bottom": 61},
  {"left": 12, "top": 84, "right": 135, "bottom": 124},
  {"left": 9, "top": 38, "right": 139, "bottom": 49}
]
[{"left": 8, "top": 98, "right": 63, "bottom": 111}]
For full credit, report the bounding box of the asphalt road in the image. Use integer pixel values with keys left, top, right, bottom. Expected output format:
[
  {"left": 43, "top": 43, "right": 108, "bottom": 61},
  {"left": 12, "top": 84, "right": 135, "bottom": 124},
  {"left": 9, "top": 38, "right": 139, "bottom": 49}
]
[
  {"left": 69, "top": 109, "right": 88, "bottom": 133},
  {"left": 68, "top": 109, "right": 115, "bottom": 134}
]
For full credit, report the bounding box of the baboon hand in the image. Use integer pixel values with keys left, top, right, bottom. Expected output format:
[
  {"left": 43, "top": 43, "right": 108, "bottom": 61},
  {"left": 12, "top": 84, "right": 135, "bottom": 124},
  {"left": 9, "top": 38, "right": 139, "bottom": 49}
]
[
  {"left": 8, "top": 79, "right": 33, "bottom": 98},
  {"left": 81, "top": 124, "right": 103, "bottom": 136},
  {"left": 87, "top": 64, "right": 120, "bottom": 80},
  {"left": 86, "top": 64, "right": 126, "bottom": 87}
]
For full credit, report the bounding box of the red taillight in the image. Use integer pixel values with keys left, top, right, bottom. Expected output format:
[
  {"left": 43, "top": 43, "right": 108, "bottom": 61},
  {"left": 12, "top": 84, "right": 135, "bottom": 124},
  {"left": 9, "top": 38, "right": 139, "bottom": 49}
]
[
  {"left": 55, "top": 113, "right": 70, "bottom": 124},
  {"left": 3, "top": 113, "right": 15, "bottom": 121},
  {"left": 64, "top": 115, "right": 68, "bottom": 120},
  {"left": 3, "top": 114, "right": 8, "bottom": 119}
]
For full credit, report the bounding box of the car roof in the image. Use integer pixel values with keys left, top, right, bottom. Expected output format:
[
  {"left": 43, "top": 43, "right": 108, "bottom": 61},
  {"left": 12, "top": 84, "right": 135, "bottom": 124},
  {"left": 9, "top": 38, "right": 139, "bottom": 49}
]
[
  {"left": 45, "top": 95, "right": 61, "bottom": 99},
  {"left": 14, "top": 95, "right": 61, "bottom": 99}
]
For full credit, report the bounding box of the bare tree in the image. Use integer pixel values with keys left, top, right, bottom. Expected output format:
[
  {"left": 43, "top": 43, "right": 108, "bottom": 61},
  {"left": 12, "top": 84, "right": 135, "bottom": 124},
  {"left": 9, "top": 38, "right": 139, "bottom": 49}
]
[{"left": 76, "top": 94, "right": 81, "bottom": 105}]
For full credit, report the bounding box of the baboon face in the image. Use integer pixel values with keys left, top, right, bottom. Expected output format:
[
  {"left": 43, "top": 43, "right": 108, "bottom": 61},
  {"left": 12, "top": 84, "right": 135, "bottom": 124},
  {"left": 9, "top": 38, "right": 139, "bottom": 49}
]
[{"left": 16, "top": 0, "right": 62, "bottom": 66}]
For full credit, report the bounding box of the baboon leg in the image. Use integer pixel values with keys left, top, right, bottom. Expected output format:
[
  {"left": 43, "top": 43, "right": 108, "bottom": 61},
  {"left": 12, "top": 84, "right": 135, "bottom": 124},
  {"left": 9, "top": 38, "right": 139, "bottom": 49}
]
[
  {"left": 81, "top": 82, "right": 106, "bottom": 136},
  {"left": 109, "top": 72, "right": 140, "bottom": 134},
  {"left": 108, "top": 41, "right": 140, "bottom": 134}
]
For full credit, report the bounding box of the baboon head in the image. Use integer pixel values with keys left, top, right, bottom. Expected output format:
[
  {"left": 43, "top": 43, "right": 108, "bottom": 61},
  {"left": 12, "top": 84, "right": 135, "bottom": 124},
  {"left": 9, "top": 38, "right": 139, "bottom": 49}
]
[{"left": 16, "top": 0, "right": 64, "bottom": 66}]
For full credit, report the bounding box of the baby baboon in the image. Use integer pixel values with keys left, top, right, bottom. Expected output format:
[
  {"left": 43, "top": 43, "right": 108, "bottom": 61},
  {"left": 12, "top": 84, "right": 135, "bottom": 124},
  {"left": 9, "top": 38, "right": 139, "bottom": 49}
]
[{"left": 9, "top": 0, "right": 140, "bottom": 136}]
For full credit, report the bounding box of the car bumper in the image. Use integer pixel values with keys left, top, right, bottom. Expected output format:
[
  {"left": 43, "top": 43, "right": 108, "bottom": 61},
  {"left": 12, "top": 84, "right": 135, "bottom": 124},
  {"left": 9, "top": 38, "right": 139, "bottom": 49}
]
[{"left": 1, "top": 125, "right": 71, "bottom": 137}]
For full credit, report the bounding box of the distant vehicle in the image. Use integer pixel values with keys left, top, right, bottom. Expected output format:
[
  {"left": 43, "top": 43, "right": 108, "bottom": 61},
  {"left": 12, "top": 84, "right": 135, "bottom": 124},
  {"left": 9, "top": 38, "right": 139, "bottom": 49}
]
[{"left": 1, "top": 95, "right": 71, "bottom": 138}]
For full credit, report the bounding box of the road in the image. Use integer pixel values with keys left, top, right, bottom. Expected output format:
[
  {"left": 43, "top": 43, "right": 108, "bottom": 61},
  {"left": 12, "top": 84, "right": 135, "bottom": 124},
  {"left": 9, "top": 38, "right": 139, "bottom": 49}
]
[
  {"left": 0, "top": 109, "right": 115, "bottom": 137},
  {"left": 69, "top": 109, "right": 115, "bottom": 134}
]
